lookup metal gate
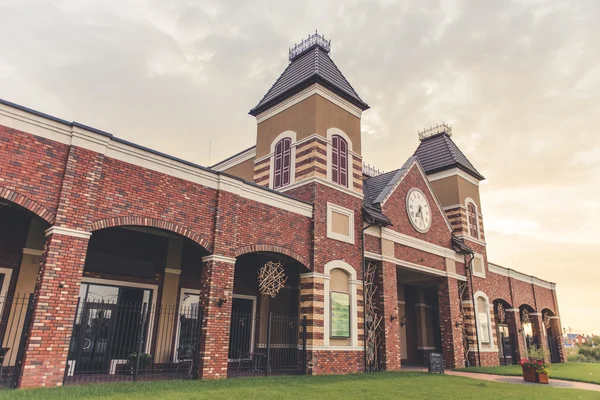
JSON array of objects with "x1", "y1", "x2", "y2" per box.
[
  {"x1": 64, "y1": 299, "x2": 203, "y2": 385},
  {"x1": 0, "y1": 293, "x2": 36, "y2": 389},
  {"x1": 227, "y1": 311, "x2": 307, "y2": 377},
  {"x1": 547, "y1": 332, "x2": 561, "y2": 363}
]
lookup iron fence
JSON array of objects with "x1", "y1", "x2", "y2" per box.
[
  {"x1": 64, "y1": 299, "x2": 202, "y2": 385},
  {"x1": 228, "y1": 311, "x2": 307, "y2": 377},
  {"x1": 0, "y1": 293, "x2": 35, "y2": 389}
]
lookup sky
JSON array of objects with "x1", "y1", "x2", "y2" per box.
[{"x1": 0, "y1": 0, "x2": 598, "y2": 334}]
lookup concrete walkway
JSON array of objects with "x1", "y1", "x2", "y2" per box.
[{"x1": 445, "y1": 370, "x2": 600, "y2": 392}]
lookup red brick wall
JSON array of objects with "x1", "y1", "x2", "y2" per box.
[
  {"x1": 381, "y1": 164, "x2": 454, "y2": 249},
  {"x1": 0, "y1": 125, "x2": 69, "y2": 222},
  {"x1": 308, "y1": 350, "x2": 363, "y2": 375}
]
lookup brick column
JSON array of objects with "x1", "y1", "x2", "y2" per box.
[
  {"x1": 437, "y1": 277, "x2": 465, "y2": 368},
  {"x1": 506, "y1": 309, "x2": 525, "y2": 360},
  {"x1": 18, "y1": 141, "x2": 105, "y2": 387},
  {"x1": 377, "y1": 261, "x2": 400, "y2": 371},
  {"x1": 18, "y1": 228, "x2": 91, "y2": 388},
  {"x1": 549, "y1": 316, "x2": 566, "y2": 362},
  {"x1": 197, "y1": 255, "x2": 235, "y2": 379},
  {"x1": 530, "y1": 313, "x2": 548, "y2": 360},
  {"x1": 461, "y1": 300, "x2": 477, "y2": 366},
  {"x1": 300, "y1": 272, "x2": 324, "y2": 374}
]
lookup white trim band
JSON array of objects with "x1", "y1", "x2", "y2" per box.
[
  {"x1": 22, "y1": 248, "x2": 44, "y2": 256},
  {"x1": 45, "y1": 226, "x2": 92, "y2": 239},
  {"x1": 164, "y1": 268, "x2": 182, "y2": 275},
  {"x1": 202, "y1": 255, "x2": 237, "y2": 264}
]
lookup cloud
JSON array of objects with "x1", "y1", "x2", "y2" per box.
[{"x1": 0, "y1": 0, "x2": 599, "y2": 332}]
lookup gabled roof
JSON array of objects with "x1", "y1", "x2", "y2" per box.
[
  {"x1": 414, "y1": 133, "x2": 484, "y2": 180},
  {"x1": 363, "y1": 157, "x2": 416, "y2": 207},
  {"x1": 362, "y1": 156, "x2": 453, "y2": 233},
  {"x1": 249, "y1": 44, "x2": 369, "y2": 116}
]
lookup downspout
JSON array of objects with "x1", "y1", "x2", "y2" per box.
[
  {"x1": 465, "y1": 252, "x2": 481, "y2": 367},
  {"x1": 361, "y1": 222, "x2": 376, "y2": 372}
]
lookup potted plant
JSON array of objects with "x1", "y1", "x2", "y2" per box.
[
  {"x1": 519, "y1": 345, "x2": 549, "y2": 384},
  {"x1": 128, "y1": 353, "x2": 152, "y2": 374}
]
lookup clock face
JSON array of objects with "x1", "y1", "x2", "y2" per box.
[{"x1": 406, "y1": 188, "x2": 432, "y2": 233}]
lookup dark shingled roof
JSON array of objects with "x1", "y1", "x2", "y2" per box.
[
  {"x1": 361, "y1": 157, "x2": 418, "y2": 226},
  {"x1": 413, "y1": 133, "x2": 484, "y2": 180},
  {"x1": 249, "y1": 44, "x2": 369, "y2": 116},
  {"x1": 451, "y1": 235, "x2": 474, "y2": 254},
  {"x1": 363, "y1": 157, "x2": 416, "y2": 207}
]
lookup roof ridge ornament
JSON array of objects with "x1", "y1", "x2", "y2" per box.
[
  {"x1": 418, "y1": 122, "x2": 452, "y2": 141},
  {"x1": 362, "y1": 162, "x2": 384, "y2": 177},
  {"x1": 289, "y1": 31, "x2": 331, "y2": 61}
]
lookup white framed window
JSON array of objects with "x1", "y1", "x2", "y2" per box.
[
  {"x1": 465, "y1": 198, "x2": 480, "y2": 240},
  {"x1": 323, "y1": 260, "x2": 360, "y2": 348},
  {"x1": 326, "y1": 202, "x2": 355, "y2": 244},
  {"x1": 474, "y1": 291, "x2": 493, "y2": 346},
  {"x1": 472, "y1": 253, "x2": 486, "y2": 279},
  {"x1": 326, "y1": 128, "x2": 354, "y2": 190},
  {"x1": 269, "y1": 131, "x2": 296, "y2": 189}
]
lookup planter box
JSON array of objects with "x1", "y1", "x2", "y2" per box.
[
  {"x1": 537, "y1": 372, "x2": 549, "y2": 384},
  {"x1": 521, "y1": 365, "x2": 537, "y2": 383}
]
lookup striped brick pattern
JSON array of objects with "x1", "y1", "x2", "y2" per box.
[
  {"x1": 300, "y1": 274, "x2": 325, "y2": 346},
  {"x1": 253, "y1": 157, "x2": 270, "y2": 187},
  {"x1": 295, "y1": 138, "x2": 327, "y2": 182},
  {"x1": 352, "y1": 157, "x2": 363, "y2": 193}
]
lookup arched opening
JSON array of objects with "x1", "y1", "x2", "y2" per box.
[
  {"x1": 519, "y1": 304, "x2": 536, "y2": 357},
  {"x1": 493, "y1": 299, "x2": 516, "y2": 365},
  {"x1": 542, "y1": 308, "x2": 561, "y2": 363},
  {"x1": 0, "y1": 199, "x2": 50, "y2": 385},
  {"x1": 65, "y1": 225, "x2": 210, "y2": 383},
  {"x1": 228, "y1": 251, "x2": 309, "y2": 377}
]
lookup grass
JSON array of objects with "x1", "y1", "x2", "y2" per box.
[
  {"x1": 0, "y1": 372, "x2": 597, "y2": 400},
  {"x1": 457, "y1": 363, "x2": 600, "y2": 385}
]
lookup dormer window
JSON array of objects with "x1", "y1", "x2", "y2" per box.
[
  {"x1": 273, "y1": 138, "x2": 291, "y2": 189},
  {"x1": 331, "y1": 135, "x2": 348, "y2": 187},
  {"x1": 467, "y1": 202, "x2": 479, "y2": 238}
]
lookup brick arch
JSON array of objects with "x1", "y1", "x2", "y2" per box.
[
  {"x1": 493, "y1": 297, "x2": 513, "y2": 308},
  {"x1": 90, "y1": 216, "x2": 212, "y2": 253},
  {"x1": 235, "y1": 244, "x2": 309, "y2": 269},
  {"x1": 0, "y1": 186, "x2": 55, "y2": 224},
  {"x1": 541, "y1": 307, "x2": 556, "y2": 317}
]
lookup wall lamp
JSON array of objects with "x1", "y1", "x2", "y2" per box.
[
  {"x1": 399, "y1": 316, "x2": 407, "y2": 327},
  {"x1": 390, "y1": 305, "x2": 399, "y2": 323},
  {"x1": 216, "y1": 289, "x2": 230, "y2": 308}
]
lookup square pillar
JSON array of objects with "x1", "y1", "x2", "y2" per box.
[
  {"x1": 530, "y1": 313, "x2": 549, "y2": 360},
  {"x1": 549, "y1": 316, "x2": 566, "y2": 362},
  {"x1": 377, "y1": 261, "x2": 400, "y2": 371},
  {"x1": 197, "y1": 255, "x2": 235, "y2": 379},
  {"x1": 505, "y1": 309, "x2": 526, "y2": 360},
  {"x1": 299, "y1": 272, "x2": 324, "y2": 374},
  {"x1": 18, "y1": 227, "x2": 91, "y2": 388},
  {"x1": 437, "y1": 277, "x2": 465, "y2": 369}
]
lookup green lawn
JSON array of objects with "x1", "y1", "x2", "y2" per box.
[
  {"x1": 458, "y1": 363, "x2": 600, "y2": 385},
  {"x1": 0, "y1": 372, "x2": 597, "y2": 400}
]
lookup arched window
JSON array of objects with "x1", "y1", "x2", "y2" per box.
[
  {"x1": 273, "y1": 138, "x2": 291, "y2": 189},
  {"x1": 331, "y1": 135, "x2": 348, "y2": 187},
  {"x1": 474, "y1": 291, "x2": 493, "y2": 348},
  {"x1": 467, "y1": 202, "x2": 479, "y2": 238}
]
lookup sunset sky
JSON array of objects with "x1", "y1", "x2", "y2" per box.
[{"x1": 1, "y1": 0, "x2": 598, "y2": 333}]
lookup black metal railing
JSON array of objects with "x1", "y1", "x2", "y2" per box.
[
  {"x1": 0, "y1": 293, "x2": 35, "y2": 389},
  {"x1": 64, "y1": 299, "x2": 203, "y2": 385},
  {"x1": 228, "y1": 311, "x2": 307, "y2": 377}
]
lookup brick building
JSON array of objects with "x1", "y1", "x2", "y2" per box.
[{"x1": 0, "y1": 33, "x2": 564, "y2": 388}]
